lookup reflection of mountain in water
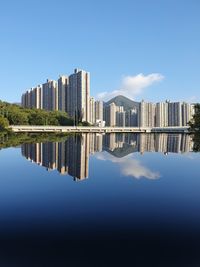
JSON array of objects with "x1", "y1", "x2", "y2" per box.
[
  {"x1": 105, "y1": 143, "x2": 138, "y2": 158},
  {"x1": 21, "y1": 133, "x2": 194, "y2": 181},
  {"x1": 103, "y1": 133, "x2": 138, "y2": 158}
]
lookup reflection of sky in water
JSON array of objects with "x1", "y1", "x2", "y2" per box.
[
  {"x1": 0, "y1": 133, "x2": 200, "y2": 236},
  {"x1": 95, "y1": 152, "x2": 160, "y2": 180},
  {"x1": 0, "y1": 134, "x2": 200, "y2": 265}
]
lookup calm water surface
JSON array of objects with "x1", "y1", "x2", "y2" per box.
[{"x1": 0, "y1": 133, "x2": 200, "y2": 266}]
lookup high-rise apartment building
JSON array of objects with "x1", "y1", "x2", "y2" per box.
[
  {"x1": 31, "y1": 86, "x2": 43, "y2": 109},
  {"x1": 67, "y1": 69, "x2": 90, "y2": 122},
  {"x1": 139, "y1": 100, "x2": 156, "y2": 127},
  {"x1": 21, "y1": 70, "x2": 195, "y2": 127},
  {"x1": 21, "y1": 85, "x2": 43, "y2": 109},
  {"x1": 104, "y1": 103, "x2": 127, "y2": 127},
  {"x1": 95, "y1": 101, "x2": 103, "y2": 121},
  {"x1": 181, "y1": 102, "x2": 194, "y2": 126},
  {"x1": 125, "y1": 108, "x2": 138, "y2": 127},
  {"x1": 58, "y1": 75, "x2": 68, "y2": 112},
  {"x1": 104, "y1": 102, "x2": 117, "y2": 127},
  {"x1": 21, "y1": 90, "x2": 30, "y2": 108},
  {"x1": 116, "y1": 106, "x2": 126, "y2": 127},
  {"x1": 21, "y1": 68, "x2": 91, "y2": 122},
  {"x1": 42, "y1": 79, "x2": 58, "y2": 111},
  {"x1": 89, "y1": 97, "x2": 95, "y2": 124},
  {"x1": 156, "y1": 102, "x2": 168, "y2": 127},
  {"x1": 168, "y1": 102, "x2": 182, "y2": 126}
]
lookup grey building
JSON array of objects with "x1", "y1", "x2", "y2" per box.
[
  {"x1": 58, "y1": 75, "x2": 68, "y2": 112},
  {"x1": 95, "y1": 100, "x2": 103, "y2": 121},
  {"x1": 116, "y1": 106, "x2": 126, "y2": 127},
  {"x1": 168, "y1": 102, "x2": 182, "y2": 126},
  {"x1": 125, "y1": 108, "x2": 138, "y2": 127}
]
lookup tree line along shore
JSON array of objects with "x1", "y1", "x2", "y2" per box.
[{"x1": 0, "y1": 100, "x2": 91, "y2": 132}]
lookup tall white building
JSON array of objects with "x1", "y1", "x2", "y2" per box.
[
  {"x1": 156, "y1": 102, "x2": 168, "y2": 127},
  {"x1": 104, "y1": 102, "x2": 117, "y2": 127},
  {"x1": 139, "y1": 100, "x2": 156, "y2": 127},
  {"x1": 182, "y1": 102, "x2": 194, "y2": 126},
  {"x1": 67, "y1": 69, "x2": 90, "y2": 122},
  {"x1": 21, "y1": 85, "x2": 42, "y2": 109},
  {"x1": 42, "y1": 79, "x2": 58, "y2": 111},
  {"x1": 31, "y1": 86, "x2": 43, "y2": 109},
  {"x1": 89, "y1": 97, "x2": 95, "y2": 124},
  {"x1": 21, "y1": 68, "x2": 91, "y2": 122}
]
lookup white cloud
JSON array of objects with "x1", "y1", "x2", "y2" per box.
[
  {"x1": 96, "y1": 73, "x2": 164, "y2": 101},
  {"x1": 95, "y1": 152, "x2": 160, "y2": 180},
  {"x1": 187, "y1": 96, "x2": 198, "y2": 103},
  {"x1": 120, "y1": 159, "x2": 160, "y2": 180}
]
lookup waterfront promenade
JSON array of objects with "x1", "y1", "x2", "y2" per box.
[{"x1": 10, "y1": 126, "x2": 190, "y2": 133}]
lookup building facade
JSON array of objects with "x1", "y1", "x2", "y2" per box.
[
  {"x1": 95, "y1": 101, "x2": 103, "y2": 121},
  {"x1": 138, "y1": 100, "x2": 156, "y2": 127},
  {"x1": 168, "y1": 102, "x2": 182, "y2": 126},
  {"x1": 42, "y1": 79, "x2": 58, "y2": 111},
  {"x1": 104, "y1": 102, "x2": 117, "y2": 127},
  {"x1": 67, "y1": 69, "x2": 90, "y2": 122},
  {"x1": 125, "y1": 108, "x2": 138, "y2": 127},
  {"x1": 89, "y1": 97, "x2": 95, "y2": 124},
  {"x1": 21, "y1": 68, "x2": 91, "y2": 123},
  {"x1": 156, "y1": 102, "x2": 168, "y2": 127},
  {"x1": 58, "y1": 75, "x2": 68, "y2": 112}
]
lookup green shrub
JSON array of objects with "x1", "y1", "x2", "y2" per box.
[{"x1": 0, "y1": 115, "x2": 9, "y2": 131}]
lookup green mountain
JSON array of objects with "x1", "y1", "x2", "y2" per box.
[{"x1": 105, "y1": 95, "x2": 139, "y2": 111}]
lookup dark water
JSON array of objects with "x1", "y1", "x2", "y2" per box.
[{"x1": 0, "y1": 133, "x2": 200, "y2": 266}]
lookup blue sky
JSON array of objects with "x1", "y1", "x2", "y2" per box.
[{"x1": 0, "y1": 0, "x2": 200, "y2": 103}]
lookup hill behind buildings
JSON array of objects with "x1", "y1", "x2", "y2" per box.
[{"x1": 105, "y1": 95, "x2": 139, "y2": 111}]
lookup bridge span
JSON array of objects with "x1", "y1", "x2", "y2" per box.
[{"x1": 10, "y1": 126, "x2": 190, "y2": 133}]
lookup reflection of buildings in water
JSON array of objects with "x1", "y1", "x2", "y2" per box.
[
  {"x1": 89, "y1": 133, "x2": 103, "y2": 154},
  {"x1": 139, "y1": 134, "x2": 155, "y2": 154},
  {"x1": 103, "y1": 133, "x2": 138, "y2": 152},
  {"x1": 103, "y1": 133, "x2": 116, "y2": 151},
  {"x1": 181, "y1": 134, "x2": 193, "y2": 153},
  {"x1": 67, "y1": 134, "x2": 89, "y2": 180},
  {"x1": 138, "y1": 133, "x2": 193, "y2": 154},
  {"x1": 58, "y1": 141, "x2": 67, "y2": 174},
  {"x1": 22, "y1": 134, "x2": 90, "y2": 181},
  {"x1": 155, "y1": 134, "x2": 168, "y2": 153},
  {"x1": 167, "y1": 134, "x2": 182, "y2": 153},
  {"x1": 21, "y1": 133, "x2": 194, "y2": 181},
  {"x1": 42, "y1": 142, "x2": 58, "y2": 170}
]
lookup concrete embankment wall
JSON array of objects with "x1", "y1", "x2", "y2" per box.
[{"x1": 10, "y1": 126, "x2": 190, "y2": 133}]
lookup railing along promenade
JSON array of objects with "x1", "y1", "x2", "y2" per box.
[{"x1": 10, "y1": 125, "x2": 190, "y2": 133}]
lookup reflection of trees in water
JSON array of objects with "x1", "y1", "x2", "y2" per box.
[
  {"x1": 0, "y1": 133, "x2": 68, "y2": 149},
  {"x1": 189, "y1": 104, "x2": 200, "y2": 152},
  {"x1": 192, "y1": 134, "x2": 200, "y2": 152}
]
